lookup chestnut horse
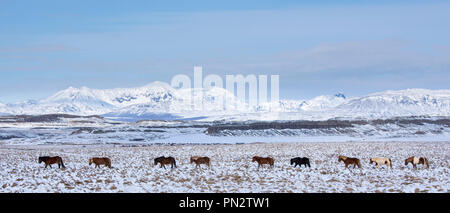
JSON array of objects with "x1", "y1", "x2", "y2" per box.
[
  {"x1": 89, "y1": 157, "x2": 111, "y2": 168},
  {"x1": 252, "y1": 156, "x2": 274, "y2": 169},
  {"x1": 405, "y1": 156, "x2": 429, "y2": 169},
  {"x1": 369, "y1": 157, "x2": 392, "y2": 169},
  {"x1": 190, "y1": 156, "x2": 211, "y2": 168},
  {"x1": 38, "y1": 156, "x2": 65, "y2": 169},
  {"x1": 338, "y1": 155, "x2": 361, "y2": 169},
  {"x1": 154, "y1": 156, "x2": 177, "y2": 169}
]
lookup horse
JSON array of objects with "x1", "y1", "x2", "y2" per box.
[
  {"x1": 190, "y1": 156, "x2": 201, "y2": 161},
  {"x1": 190, "y1": 156, "x2": 211, "y2": 168},
  {"x1": 38, "y1": 156, "x2": 65, "y2": 169},
  {"x1": 405, "y1": 156, "x2": 429, "y2": 169},
  {"x1": 252, "y1": 156, "x2": 274, "y2": 169},
  {"x1": 369, "y1": 157, "x2": 392, "y2": 169},
  {"x1": 154, "y1": 156, "x2": 177, "y2": 169},
  {"x1": 89, "y1": 157, "x2": 112, "y2": 168},
  {"x1": 290, "y1": 157, "x2": 311, "y2": 168},
  {"x1": 338, "y1": 155, "x2": 361, "y2": 169}
]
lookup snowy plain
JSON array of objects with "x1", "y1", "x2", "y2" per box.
[{"x1": 0, "y1": 142, "x2": 448, "y2": 193}]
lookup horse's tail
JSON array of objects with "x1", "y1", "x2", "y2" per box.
[
  {"x1": 60, "y1": 157, "x2": 66, "y2": 168},
  {"x1": 389, "y1": 158, "x2": 393, "y2": 168},
  {"x1": 173, "y1": 159, "x2": 177, "y2": 168}
]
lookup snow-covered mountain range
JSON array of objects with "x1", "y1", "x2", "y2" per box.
[{"x1": 0, "y1": 82, "x2": 449, "y2": 121}]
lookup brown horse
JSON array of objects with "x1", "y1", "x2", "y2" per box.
[
  {"x1": 89, "y1": 157, "x2": 111, "y2": 168},
  {"x1": 38, "y1": 156, "x2": 65, "y2": 169},
  {"x1": 190, "y1": 156, "x2": 211, "y2": 168},
  {"x1": 338, "y1": 155, "x2": 361, "y2": 169},
  {"x1": 405, "y1": 156, "x2": 429, "y2": 169},
  {"x1": 252, "y1": 156, "x2": 274, "y2": 169},
  {"x1": 154, "y1": 156, "x2": 176, "y2": 169}
]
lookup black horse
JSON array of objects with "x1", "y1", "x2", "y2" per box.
[
  {"x1": 290, "y1": 157, "x2": 311, "y2": 168},
  {"x1": 38, "y1": 156, "x2": 50, "y2": 163}
]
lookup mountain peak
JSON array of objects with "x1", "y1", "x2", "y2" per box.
[
  {"x1": 334, "y1": 93, "x2": 346, "y2": 99},
  {"x1": 141, "y1": 81, "x2": 174, "y2": 90},
  {"x1": 1, "y1": 84, "x2": 449, "y2": 119}
]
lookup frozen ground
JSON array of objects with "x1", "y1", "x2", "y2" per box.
[
  {"x1": 0, "y1": 141, "x2": 448, "y2": 193},
  {"x1": 1, "y1": 119, "x2": 450, "y2": 145}
]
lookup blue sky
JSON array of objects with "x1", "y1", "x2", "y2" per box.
[{"x1": 1, "y1": 0, "x2": 450, "y2": 102}]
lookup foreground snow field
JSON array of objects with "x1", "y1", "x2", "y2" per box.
[{"x1": 0, "y1": 142, "x2": 448, "y2": 193}]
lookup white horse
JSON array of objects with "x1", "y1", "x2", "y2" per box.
[{"x1": 369, "y1": 157, "x2": 393, "y2": 169}]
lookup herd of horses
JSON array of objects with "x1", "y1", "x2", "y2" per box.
[{"x1": 38, "y1": 155, "x2": 430, "y2": 170}]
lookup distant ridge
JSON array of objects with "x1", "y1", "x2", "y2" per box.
[{"x1": 0, "y1": 83, "x2": 449, "y2": 121}]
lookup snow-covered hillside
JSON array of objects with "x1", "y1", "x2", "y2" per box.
[
  {"x1": 0, "y1": 82, "x2": 449, "y2": 121},
  {"x1": 0, "y1": 102, "x2": 9, "y2": 116},
  {"x1": 334, "y1": 89, "x2": 450, "y2": 118}
]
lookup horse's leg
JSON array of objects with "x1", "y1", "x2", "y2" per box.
[{"x1": 45, "y1": 164, "x2": 48, "y2": 169}]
